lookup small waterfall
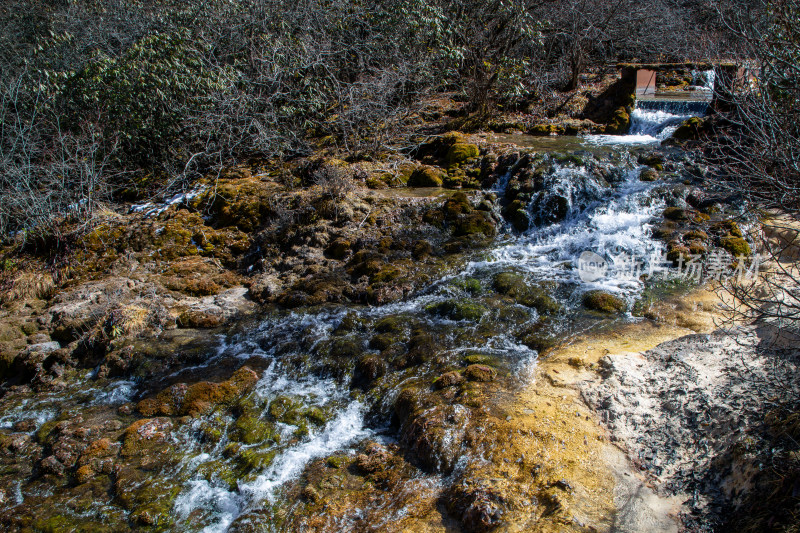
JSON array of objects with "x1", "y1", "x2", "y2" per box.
[
  {"x1": 627, "y1": 106, "x2": 697, "y2": 140},
  {"x1": 586, "y1": 98, "x2": 708, "y2": 144}
]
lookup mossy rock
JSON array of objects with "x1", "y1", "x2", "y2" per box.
[
  {"x1": 353, "y1": 354, "x2": 387, "y2": 386},
  {"x1": 533, "y1": 194, "x2": 570, "y2": 225},
  {"x1": 712, "y1": 220, "x2": 744, "y2": 238},
  {"x1": 236, "y1": 447, "x2": 278, "y2": 472},
  {"x1": 453, "y1": 212, "x2": 495, "y2": 237},
  {"x1": 267, "y1": 395, "x2": 328, "y2": 431},
  {"x1": 369, "y1": 332, "x2": 403, "y2": 351},
  {"x1": 443, "y1": 192, "x2": 472, "y2": 218},
  {"x1": 408, "y1": 166, "x2": 445, "y2": 187},
  {"x1": 606, "y1": 106, "x2": 631, "y2": 134},
  {"x1": 672, "y1": 117, "x2": 707, "y2": 141},
  {"x1": 326, "y1": 455, "x2": 348, "y2": 469},
  {"x1": 120, "y1": 418, "x2": 175, "y2": 457},
  {"x1": 451, "y1": 277, "x2": 482, "y2": 295},
  {"x1": 328, "y1": 337, "x2": 363, "y2": 359},
  {"x1": 492, "y1": 272, "x2": 560, "y2": 315},
  {"x1": 720, "y1": 236, "x2": 751, "y2": 256},
  {"x1": 446, "y1": 143, "x2": 479, "y2": 168},
  {"x1": 412, "y1": 240, "x2": 433, "y2": 259},
  {"x1": 374, "y1": 315, "x2": 405, "y2": 334},
  {"x1": 667, "y1": 244, "x2": 690, "y2": 263},
  {"x1": 684, "y1": 230, "x2": 709, "y2": 241},
  {"x1": 229, "y1": 412, "x2": 279, "y2": 445},
  {"x1": 463, "y1": 354, "x2": 498, "y2": 366},
  {"x1": 552, "y1": 153, "x2": 584, "y2": 167},
  {"x1": 639, "y1": 168, "x2": 659, "y2": 182},
  {"x1": 519, "y1": 329, "x2": 557, "y2": 353},
  {"x1": 688, "y1": 241, "x2": 708, "y2": 255},
  {"x1": 529, "y1": 124, "x2": 563, "y2": 136},
  {"x1": 465, "y1": 364, "x2": 497, "y2": 382},
  {"x1": 394, "y1": 387, "x2": 423, "y2": 422},
  {"x1": 425, "y1": 299, "x2": 487, "y2": 321},
  {"x1": 433, "y1": 371, "x2": 465, "y2": 389},
  {"x1": 137, "y1": 366, "x2": 260, "y2": 417},
  {"x1": 398, "y1": 329, "x2": 438, "y2": 367},
  {"x1": 637, "y1": 154, "x2": 665, "y2": 169},
  {"x1": 503, "y1": 199, "x2": 530, "y2": 232},
  {"x1": 196, "y1": 460, "x2": 239, "y2": 491},
  {"x1": 663, "y1": 207, "x2": 688, "y2": 221},
  {"x1": 582, "y1": 290, "x2": 626, "y2": 313}
]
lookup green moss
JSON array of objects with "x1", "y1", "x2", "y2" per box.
[
  {"x1": 552, "y1": 153, "x2": 585, "y2": 167},
  {"x1": 720, "y1": 236, "x2": 751, "y2": 256},
  {"x1": 326, "y1": 455, "x2": 348, "y2": 468},
  {"x1": 666, "y1": 243, "x2": 690, "y2": 263},
  {"x1": 374, "y1": 316, "x2": 405, "y2": 333},
  {"x1": 502, "y1": 200, "x2": 530, "y2": 232},
  {"x1": 328, "y1": 337, "x2": 362, "y2": 359},
  {"x1": 425, "y1": 299, "x2": 487, "y2": 321},
  {"x1": 463, "y1": 353, "x2": 497, "y2": 366},
  {"x1": 684, "y1": 230, "x2": 709, "y2": 241},
  {"x1": 268, "y1": 396, "x2": 303, "y2": 425},
  {"x1": 408, "y1": 166, "x2": 445, "y2": 187},
  {"x1": 446, "y1": 143, "x2": 479, "y2": 168},
  {"x1": 672, "y1": 116, "x2": 707, "y2": 140},
  {"x1": 230, "y1": 412, "x2": 279, "y2": 445},
  {"x1": 606, "y1": 107, "x2": 631, "y2": 134},
  {"x1": 637, "y1": 154, "x2": 665, "y2": 168},
  {"x1": 492, "y1": 272, "x2": 560, "y2": 315},
  {"x1": 433, "y1": 370, "x2": 464, "y2": 388},
  {"x1": 529, "y1": 124, "x2": 565, "y2": 136},
  {"x1": 196, "y1": 460, "x2": 239, "y2": 491},
  {"x1": 326, "y1": 238, "x2": 351, "y2": 260},
  {"x1": 443, "y1": 192, "x2": 472, "y2": 218},
  {"x1": 236, "y1": 447, "x2": 277, "y2": 471},
  {"x1": 582, "y1": 290, "x2": 626, "y2": 313},
  {"x1": 369, "y1": 332, "x2": 402, "y2": 351},
  {"x1": 453, "y1": 212, "x2": 495, "y2": 237},
  {"x1": 304, "y1": 406, "x2": 329, "y2": 425},
  {"x1": 713, "y1": 220, "x2": 744, "y2": 238},
  {"x1": 451, "y1": 277, "x2": 482, "y2": 295}
]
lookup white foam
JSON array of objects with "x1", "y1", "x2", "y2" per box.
[
  {"x1": 91, "y1": 380, "x2": 137, "y2": 405},
  {"x1": 174, "y1": 400, "x2": 370, "y2": 532},
  {"x1": 240, "y1": 401, "x2": 370, "y2": 502},
  {"x1": 174, "y1": 479, "x2": 241, "y2": 532}
]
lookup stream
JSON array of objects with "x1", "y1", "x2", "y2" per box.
[
  {"x1": 0, "y1": 98, "x2": 711, "y2": 531},
  {"x1": 167, "y1": 102, "x2": 706, "y2": 530}
]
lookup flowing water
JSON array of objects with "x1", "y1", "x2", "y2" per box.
[
  {"x1": 162, "y1": 101, "x2": 708, "y2": 530},
  {"x1": 0, "y1": 99, "x2": 710, "y2": 531}
]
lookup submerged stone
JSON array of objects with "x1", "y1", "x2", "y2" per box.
[
  {"x1": 426, "y1": 299, "x2": 487, "y2": 321},
  {"x1": 582, "y1": 290, "x2": 626, "y2": 314},
  {"x1": 465, "y1": 364, "x2": 497, "y2": 382}
]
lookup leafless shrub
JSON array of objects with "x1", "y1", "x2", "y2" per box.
[{"x1": 313, "y1": 163, "x2": 356, "y2": 221}]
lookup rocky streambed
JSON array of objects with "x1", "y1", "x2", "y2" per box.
[{"x1": 0, "y1": 103, "x2": 776, "y2": 532}]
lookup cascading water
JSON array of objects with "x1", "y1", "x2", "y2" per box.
[
  {"x1": 0, "y1": 91, "x2": 712, "y2": 531},
  {"x1": 166, "y1": 142, "x2": 687, "y2": 530}
]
